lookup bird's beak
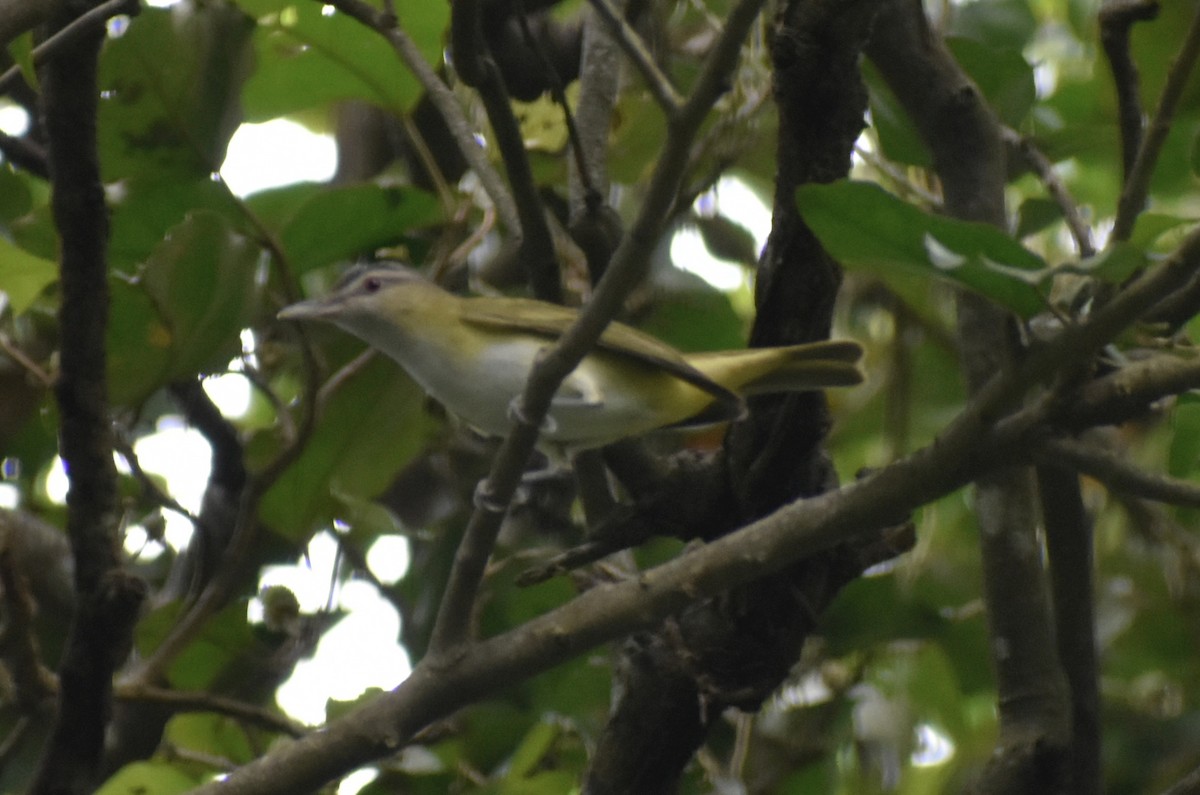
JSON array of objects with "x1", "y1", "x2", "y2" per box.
[{"x1": 277, "y1": 297, "x2": 337, "y2": 322}]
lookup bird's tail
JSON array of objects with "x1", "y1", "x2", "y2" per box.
[{"x1": 686, "y1": 340, "x2": 864, "y2": 396}]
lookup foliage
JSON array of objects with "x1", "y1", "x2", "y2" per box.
[{"x1": 0, "y1": 0, "x2": 1199, "y2": 792}]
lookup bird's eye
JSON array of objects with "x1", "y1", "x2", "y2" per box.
[{"x1": 362, "y1": 277, "x2": 382, "y2": 294}]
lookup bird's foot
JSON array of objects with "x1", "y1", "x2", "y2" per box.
[
  {"x1": 472, "y1": 480, "x2": 508, "y2": 515},
  {"x1": 507, "y1": 397, "x2": 557, "y2": 435}
]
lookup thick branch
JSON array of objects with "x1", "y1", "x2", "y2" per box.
[
  {"x1": 867, "y1": 1, "x2": 1072, "y2": 787},
  {"x1": 31, "y1": 3, "x2": 146, "y2": 791}
]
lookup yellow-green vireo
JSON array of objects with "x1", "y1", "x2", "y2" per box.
[{"x1": 278, "y1": 264, "x2": 864, "y2": 453}]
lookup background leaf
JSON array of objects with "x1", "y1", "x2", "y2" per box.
[{"x1": 796, "y1": 180, "x2": 1048, "y2": 317}]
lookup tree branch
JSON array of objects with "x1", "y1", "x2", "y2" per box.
[
  {"x1": 451, "y1": 0, "x2": 562, "y2": 302},
  {"x1": 1039, "y1": 435, "x2": 1200, "y2": 507},
  {"x1": 586, "y1": 0, "x2": 682, "y2": 115},
  {"x1": 30, "y1": 2, "x2": 147, "y2": 790},
  {"x1": 1036, "y1": 462, "x2": 1101, "y2": 793},
  {"x1": 1099, "y1": 0, "x2": 1160, "y2": 180},
  {"x1": 113, "y1": 685, "x2": 306, "y2": 738},
  {"x1": 867, "y1": 2, "x2": 1073, "y2": 788},
  {"x1": 1001, "y1": 125, "x2": 1095, "y2": 258},
  {"x1": 1111, "y1": 1, "x2": 1200, "y2": 242},
  {"x1": 319, "y1": 0, "x2": 521, "y2": 237},
  {"x1": 0, "y1": 0, "x2": 139, "y2": 97}
]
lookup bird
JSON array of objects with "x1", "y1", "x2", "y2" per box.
[{"x1": 278, "y1": 263, "x2": 864, "y2": 455}]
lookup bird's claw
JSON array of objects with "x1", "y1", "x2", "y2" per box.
[
  {"x1": 473, "y1": 481, "x2": 507, "y2": 515},
  {"x1": 508, "y1": 398, "x2": 557, "y2": 434}
]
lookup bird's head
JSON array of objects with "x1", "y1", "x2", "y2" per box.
[{"x1": 278, "y1": 262, "x2": 457, "y2": 348}]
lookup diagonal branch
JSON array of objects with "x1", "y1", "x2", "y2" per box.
[
  {"x1": 427, "y1": 0, "x2": 771, "y2": 654},
  {"x1": 0, "y1": 0, "x2": 139, "y2": 96},
  {"x1": 319, "y1": 0, "x2": 521, "y2": 237},
  {"x1": 1001, "y1": 125, "x2": 1095, "y2": 257},
  {"x1": 586, "y1": 0, "x2": 682, "y2": 115},
  {"x1": 1038, "y1": 435, "x2": 1200, "y2": 507}
]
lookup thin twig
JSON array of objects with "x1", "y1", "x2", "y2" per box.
[
  {"x1": 0, "y1": 334, "x2": 54, "y2": 387},
  {"x1": 0, "y1": 546, "x2": 57, "y2": 708},
  {"x1": 315, "y1": 348, "x2": 377, "y2": 410},
  {"x1": 0, "y1": 129, "x2": 48, "y2": 178},
  {"x1": 1001, "y1": 126, "x2": 1095, "y2": 257},
  {"x1": 112, "y1": 434, "x2": 200, "y2": 526},
  {"x1": 1038, "y1": 436, "x2": 1200, "y2": 507},
  {"x1": 587, "y1": 0, "x2": 683, "y2": 115},
  {"x1": 114, "y1": 684, "x2": 307, "y2": 737},
  {"x1": 1112, "y1": 1, "x2": 1200, "y2": 242},
  {"x1": 0, "y1": 0, "x2": 140, "y2": 96}
]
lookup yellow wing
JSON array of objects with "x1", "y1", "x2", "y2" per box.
[{"x1": 459, "y1": 296, "x2": 745, "y2": 422}]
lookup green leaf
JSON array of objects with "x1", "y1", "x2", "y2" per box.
[
  {"x1": 107, "y1": 277, "x2": 174, "y2": 405},
  {"x1": 6, "y1": 32, "x2": 37, "y2": 92},
  {"x1": 638, "y1": 268, "x2": 746, "y2": 353},
  {"x1": 0, "y1": 241, "x2": 57, "y2": 315},
  {"x1": 242, "y1": 2, "x2": 448, "y2": 121},
  {"x1": 946, "y1": 37, "x2": 1035, "y2": 128},
  {"x1": 107, "y1": 212, "x2": 261, "y2": 405},
  {"x1": 0, "y1": 164, "x2": 33, "y2": 224},
  {"x1": 279, "y1": 183, "x2": 440, "y2": 273},
  {"x1": 242, "y1": 181, "x2": 326, "y2": 229},
  {"x1": 948, "y1": 0, "x2": 1037, "y2": 51},
  {"x1": 505, "y1": 721, "x2": 558, "y2": 780},
  {"x1": 796, "y1": 180, "x2": 1048, "y2": 317},
  {"x1": 96, "y1": 761, "x2": 199, "y2": 794},
  {"x1": 259, "y1": 355, "x2": 438, "y2": 539},
  {"x1": 141, "y1": 211, "x2": 263, "y2": 377},
  {"x1": 138, "y1": 600, "x2": 256, "y2": 690},
  {"x1": 108, "y1": 178, "x2": 237, "y2": 272},
  {"x1": 1129, "y1": 212, "x2": 1196, "y2": 251},
  {"x1": 1070, "y1": 243, "x2": 1146, "y2": 284},
  {"x1": 609, "y1": 91, "x2": 670, "y2": 182},
  {"x1": 1014, "y1": 197, "x2": 1063, "y2": 240},
  {"x1": 330, "y1": 490, "x2": 405, "y2": 548},
  {"x1": 692, "y1": 214, "x2": 759, "y2": 264},
  {"x1": 98, "y1": 5, "x2": 255, "y2": 180},
  {"x1": 165, "y1": 712, "x2": 258, "y2": 764},
  {"x1": 864, "y1": 60, "x2": 931, "y2": 168},
  {"x1": 1169, "y1": 403, "x2": 1200, "y2": 479}
]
